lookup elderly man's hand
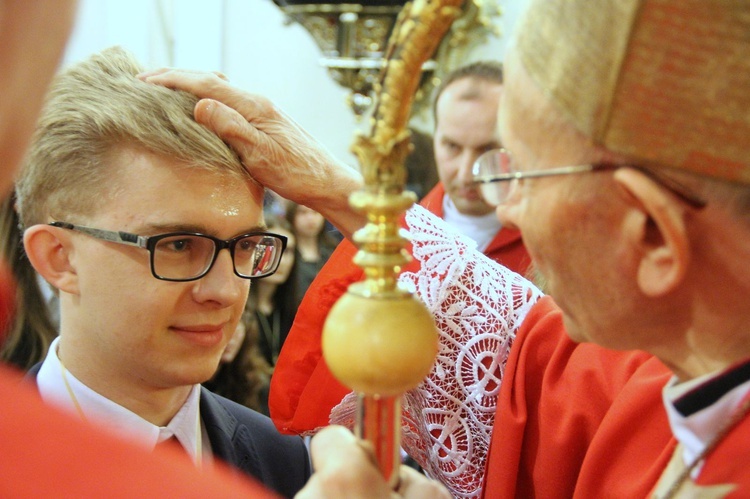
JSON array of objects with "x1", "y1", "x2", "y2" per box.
[
  {"x1": 139, "y1": 69, "x2": 365, "y2": 239},
  {"x1": 295, "y1": 426, "x2": 451, "y2": 499}
]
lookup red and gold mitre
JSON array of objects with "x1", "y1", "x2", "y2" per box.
[{"x1": 515, "y1": 0, "x2": 750, "y2": 184}]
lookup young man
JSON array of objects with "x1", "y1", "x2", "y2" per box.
[
  {"x1": 16, "y1": 47, "x2": 309, "y2": 498},
  {"x1": 141, "y1": 0, "x2": 750, "y2": 496},
  {"x1": 0, "y1": 2, "x2": 302, "y2": 497},
  {"x1": 0, "y1": 5, "x2": 414, "y2": 495}
]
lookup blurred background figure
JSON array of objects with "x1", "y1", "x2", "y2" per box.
[
  {"x1": 286, "y1": 203, "x2": 337, "y2": 311},
  {"x1": 405, "y1": 127, "x2": 438, "y2": 200},
  {"x1": 0, "y1": 192, "x2": 58, "y2": 370}
]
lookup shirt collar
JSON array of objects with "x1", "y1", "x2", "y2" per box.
[
  {"x1": 37, "y1": 337, "x2": 206, "y2": 464},
  {"x1": 442, "y1": 195, "x2": 501, "y2": 252},
  {"x1": 662, "y1": 358, "x2": 750, "y2": 474}
]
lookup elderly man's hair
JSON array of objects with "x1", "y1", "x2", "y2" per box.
[{"x1": 432, "y1": 61, "x2": 503, "y2": 124}]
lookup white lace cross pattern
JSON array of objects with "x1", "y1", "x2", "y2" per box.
[{"x1": 329, "y1": 205, "x2": 543, "y2": 498}]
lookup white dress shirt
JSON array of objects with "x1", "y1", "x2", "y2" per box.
[
  {"x1": 37, "y1": 337, "x2": 210, "y2": 465},
  {"x1": 442, "y1": 196, "x2": 502, "y2": 252}
]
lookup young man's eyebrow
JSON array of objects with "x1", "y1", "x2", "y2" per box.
[{"x1": 137, "y1": 222, "x2": 268, "y2": 237}]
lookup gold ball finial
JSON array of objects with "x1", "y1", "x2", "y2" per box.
[{"x1": 323, "y1": 289, "x2": 438, "y2": 397}]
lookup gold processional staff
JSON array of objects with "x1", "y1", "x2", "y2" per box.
[{"x1": 322, "y1": 0, "x2": 464, "y2": 487}]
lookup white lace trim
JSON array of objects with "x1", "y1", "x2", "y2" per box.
[{"x1": 329, "y1": 205, "x2": 543, "y2": 498}]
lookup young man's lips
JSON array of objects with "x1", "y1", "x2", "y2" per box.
[
  {"x1": 173, "y1": 324, "x2": 225, "y2": 333},
  {"x1": 171, "y1": 324, "x2": 227, "y2": 346}
]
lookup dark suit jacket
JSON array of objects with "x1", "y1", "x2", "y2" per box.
[{"x1": 27, "y1": 364, "x2": 310, "y2": 498}]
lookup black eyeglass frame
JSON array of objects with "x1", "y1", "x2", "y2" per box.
[
  {"x1": 49, "y1": 221, "x2": 288, "y2": 282},
  {"x1": 472, "y1": 148, "x2": 707, "y2": 209}
]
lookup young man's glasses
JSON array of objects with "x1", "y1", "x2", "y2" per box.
[
  {"x1": 49, "y1": 222, "x2": 288, "y2": 282},
  {"x1": 472, "y1": 148, "x2": 706, "y2": 209}
]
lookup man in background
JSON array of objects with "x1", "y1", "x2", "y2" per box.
[{"x1": 426, "y1": 61, "x2": 529, "y2": 271}]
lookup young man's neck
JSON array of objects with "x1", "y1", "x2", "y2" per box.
[{"x1": 56, "y1": 337, "x2": 193, "y2": 426}]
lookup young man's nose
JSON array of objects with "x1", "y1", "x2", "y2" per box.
[{"x1": 192, "y1": 249, "x2": 243, "y2": 304}]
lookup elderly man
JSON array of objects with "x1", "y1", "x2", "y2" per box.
[{"x1": 142, "y1": 0, "x2": 750, "y2": 496}]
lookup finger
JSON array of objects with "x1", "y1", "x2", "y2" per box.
[
  {"x1": 139, "y1": 68, "x2": 224, "y2": 92},
  {"x1": 309, "y1": 425, "x2": 364, "y2": 469},
  {"x1": 193, "y1": 98, "x2": 258, "y2": 144},
  {"x1": 212, "y1": 70, "x2": 229, "y2": 81},
  {"x1": 303, "y1": 426, "x2": 393, "y2": 499},
  {"x1": 192, "y1": 98, "x2": 285, "y2": 186},
  {"x1": 193, "y1": 99, "x2": 272, "y2": 162},
  {"x1": 396, "y1": 466, "x2": 452, "y2": 499},
  {"x1": 136, "y1": 67, "x2": 173, "y2": 79},
  {"x1": 194, "y1": 95, "x2": 275, "y2": 135},
  {"x1": 139, "y1": 69, "x2": 256, "y2": 116}
]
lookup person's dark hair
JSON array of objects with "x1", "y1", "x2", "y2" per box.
[
  {"x1": 285, "y1": 202, "x2": 338, "y2": 251},
  {"x1": 0, "y1": 192, "x2": 58, "y2": 370},
  {"x1": 432, "y1": 61, "x2": 504, "y2": 125}
]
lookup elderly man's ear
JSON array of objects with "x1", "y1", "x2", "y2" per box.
[
  {"x1": 23, "y1": 225, "x2": 79, "y2": 295},
  {"x1": 613, "y1": 168, "x2": 691, "y2": 298}
]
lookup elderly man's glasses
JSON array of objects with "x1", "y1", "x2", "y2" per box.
[
  {"x1": 50, "y1": 222, "x2": 287, "y2": 282},
  {"x1": 472, "y1": 148, "x2": 706, "y2": 208}
]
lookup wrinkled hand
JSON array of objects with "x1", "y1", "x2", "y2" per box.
[
  {"x1": 295, "y1": 426, "x2": 451, "y2": 499},
  {"x1": 138, "y1": 69, "x2": 364, "y2": 238}
]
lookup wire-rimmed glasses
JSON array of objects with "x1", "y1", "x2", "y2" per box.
[
  {"x1": 471, "y1": 148, "x2": 706, "y2": 209},
  {"x1": 49, "y1": 221, "x2": 288, "y2": 282}
]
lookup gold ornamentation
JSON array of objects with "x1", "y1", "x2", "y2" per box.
[
  {"x1": 275, "y1": 1, "x2": 501, "y2": 117},
  {"x1": 321, "y1": 0, "x2": 463, "y2": 487}
]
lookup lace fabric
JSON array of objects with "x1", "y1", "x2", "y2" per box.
[{"x1": 329, "y1": 205, "x2": 543, "y2": 498}]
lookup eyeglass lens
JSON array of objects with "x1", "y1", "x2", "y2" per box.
[
  {"x1": 152, "y1": 234, "x2": 282, "y2": 280},
  {"x1": 474, "y1": 148, "x2": 515, "y2": 206}
]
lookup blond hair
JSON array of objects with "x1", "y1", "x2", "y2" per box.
[{"x1": 16, "y1": 46, "x2": 250, "y2": 228}]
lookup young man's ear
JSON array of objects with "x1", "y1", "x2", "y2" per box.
[
  {"x1": 613, "y1": 168, "x2": 691, "y2": 297},
  {"x1": 23, "y1": 224, "x2": 79, "y2": 295}
]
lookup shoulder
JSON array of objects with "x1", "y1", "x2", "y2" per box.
[
  {"x1": 202, "y1": 389, "x2": 293, "y2": 442},
  {"x1": 201, "y1": 388, "x2": 311, "y2": 497},
  {"x1": 201, "y1": 389, "x2": 308, "y2": 459},
  {"x1": 419, "y1": 182, "x2": 446, "y2": 216}
]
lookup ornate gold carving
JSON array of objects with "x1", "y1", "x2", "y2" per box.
[
  {"x1": 276, "y1": 1, "x2": 501, "y2": 116},
  {"x1": 321, "y1": 0, "x2": 462, "y2": 487}
]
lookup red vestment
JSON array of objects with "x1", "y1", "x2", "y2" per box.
[
  {"x1": 269, "y1": 198, "x2": 750, "y2": 496},
  {"x1": 488, "y1": 296, "x2": 750, "y2": 498},
  {"x1": 269, "y1": 183, "x2": 530, "y2": 434}
]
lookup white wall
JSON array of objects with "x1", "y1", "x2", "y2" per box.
[{"x1": 63, "y1": 0, "x2": 529, "y2": 167}]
